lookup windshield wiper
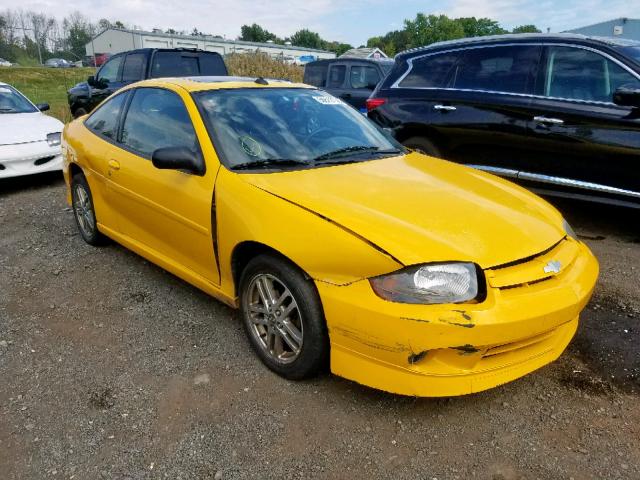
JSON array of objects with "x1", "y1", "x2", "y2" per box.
[
  {"x1": 314, "y1": 146, "x2": 402, "y2": 163},
  {"x1": 0, "y1": 108, "x2": 16, "y2": 113},
  {"x1": 231, "y1": 158, "x2": 311, "y2": 171}
]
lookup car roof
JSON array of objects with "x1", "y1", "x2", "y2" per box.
[
  {"x1": 128, "y1": 76, "x2": 314, "y2": 92},
  {"x1": 397, "y1": 33, "x2": 640, "y2": 59},
  {"x1": 306, "y1": 58, "x2": 394, "y2": 66}
]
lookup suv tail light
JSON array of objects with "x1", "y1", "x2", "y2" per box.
[{"x1": 366, "y1": 98, "x2": 386, "y2": 112}]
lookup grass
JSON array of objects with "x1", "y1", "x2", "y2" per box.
[
  {"x1": 0, "y1": 67, "x2": 95, "y2": 123},
  {"x1": 0, "y1": 53, "x2": 303, "y2": 123}
]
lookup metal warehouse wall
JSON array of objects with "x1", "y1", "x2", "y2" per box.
[
  {"x1": 567, "y1": 18, "x2": 640, "y2": 41},
  {"x1": 85, "y1": 29, "x2": 336, "y2": 60}
]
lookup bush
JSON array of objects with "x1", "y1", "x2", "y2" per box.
[{"x1": 226, "y1": 52, "x2": 303, "y2": 82}]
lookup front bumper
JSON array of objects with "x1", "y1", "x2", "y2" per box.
[
  {"x1": 318, "y1": 239, "x2": 598, "y2": 397},
  {"x1": 0, "y1": 141, "x2": 63, "y2": 179}
]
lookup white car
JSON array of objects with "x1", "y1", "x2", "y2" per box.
[
  {"x1": 0, "y1": 83, "x2": 64, "y2": 179},
  {"x1": 0, "y1": 58, "x2": 12, "y2": 67}
]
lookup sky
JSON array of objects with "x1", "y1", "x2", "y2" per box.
[{"x1": 10, "y1": 0, "x2": 639, "y2": 46}]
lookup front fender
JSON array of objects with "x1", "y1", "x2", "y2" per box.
[{"x1": 215, "y1": 168, "x2": 403, "y2": 296}]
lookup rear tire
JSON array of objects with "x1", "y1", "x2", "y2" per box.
[
  {"x1": 71, "y1": 173, "x2": 108, "y2": 246},
  {"x1": 402, "y1": 136, "x2": 443, "y2": 158},
  {"x1": 239, "y1": 254, "x2": 329, "y2": 380},
  {"x1": 73, "y1": 107, "x2": 88, "y2": 118}
]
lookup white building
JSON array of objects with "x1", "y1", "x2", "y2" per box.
[{"x1": 85, "y1": 28, "x2": 336, "y2": 61}]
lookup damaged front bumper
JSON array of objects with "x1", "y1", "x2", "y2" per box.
[
  {"x1": 0, "y1": 141, "x2": 63, "y2": 179},
  {"x1": 318, "y1": 238, "x2": 599, "y2": 397}
]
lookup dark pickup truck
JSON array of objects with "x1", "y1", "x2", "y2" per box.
[{"x1": 68, "y1": 48, "x2": 228, "y2": 117}]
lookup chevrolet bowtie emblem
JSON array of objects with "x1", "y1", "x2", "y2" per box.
[{"x1": 544, "y1": 260, "x2": 562, "y2": 274}]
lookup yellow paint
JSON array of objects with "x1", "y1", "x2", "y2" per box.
[{"x1": 62, "y1": 78, "x2": 599, "y2": 397}]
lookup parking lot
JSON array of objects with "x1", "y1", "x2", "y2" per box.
[{"x1": 0, "y1": 172, "x2": 637, "y2": 479}]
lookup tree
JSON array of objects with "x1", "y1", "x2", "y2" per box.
[
  {"x1": 113, "y1": 20, "x2": 126, "y2": 29},
  {"x1": 63, "y1": 11, "x2": 91, "y2": 59},
  {"x1": 512, "y1": 24, "x2": 541, "y2": 34},
  {"x1": 403, "y1": 14, "x2": 465, "y2": 49},
  {"x1": 288, "y1": 29, "x2": 323, "y2": 49},
  {"x1": 323, "y1": 40, "x2": 353, "y2": 56},
  {"x1": 457, "y1": 17, "x2": 507, "y2": 37},
  {"x1": 240, "y1": 23, "x2": 280, "y2": 43}
]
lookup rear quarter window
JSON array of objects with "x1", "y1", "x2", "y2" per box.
[
  {"x1": 150, "y1": 52, "x2": 227, "y2": 78},
  {"x1": 304, "y1": 64, "x2": 328, "y2": 87},
  {"x1": 399, "y1": 52, "x2": 461, "y2": 88}
]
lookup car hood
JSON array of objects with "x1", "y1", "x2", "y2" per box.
[
  {"x1": 0, "y1": 112, "x2": 64, "y2": 145},
  {"x1": 243, "y1": 153, "x2": 565, "y2": 269}
]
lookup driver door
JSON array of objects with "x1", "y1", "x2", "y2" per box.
[
  {"x1": 106, "y1": 86, "x2": 220, "y2": 284},
  {"x1": 91, "y1": 54, "x2": 126, "y2": 107}
]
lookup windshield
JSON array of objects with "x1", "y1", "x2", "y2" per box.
[
  {"x1": 194, "y1": 87, "x2": 403, "y2": 170},
  {"x1": 618, "y1": 46, "x2": 640, "y2": 64},
  {"x1": 0, "y1": 85, "x2": 37, "y2": 114}
]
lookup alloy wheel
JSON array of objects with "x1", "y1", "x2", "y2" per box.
[
  {"x1": 73, "y1": 184, "x2": 95, "y2": 237},
  {"x1": 244, "y1": 273, "x2": 304, "y2": 364}
]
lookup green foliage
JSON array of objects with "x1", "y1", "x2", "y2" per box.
[
  {"x1": 367, "y1": 13, "x2": 540, "y2": 55},
  {"x1": 457, "y1": 17, "x2": 508, "y2": 37},
  {"x1": 403, "y1": 14, "x2": 465, "y2": 48},
  {"x1": 288, "y1": 29, "x2": 324, "y2": 50},
  {"x1": 240, "y1": 23, "x2": 281, "y2": 43},
  {"x1": 512, "y1": 24, "x2": 542, "y2": 34}
]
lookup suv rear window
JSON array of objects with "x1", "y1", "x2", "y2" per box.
[
  {"x1": 150, "y1": 52, "x2": 227, "y2": 78},
  {"x1": 399, "y1": 52, "x2": 461, "y2": 88},
  {"x1": 304, "y1": 63, "x2": 328, "y2": 87}
]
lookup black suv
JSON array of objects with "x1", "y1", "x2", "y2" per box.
[
  {"x1": 304, "y1": 58, "x2": 394, "y2": 112},
  {"x1": 368, "y1": 34, "x2": 640, "y2": 208},
  {"x1": 68, "y1": 48, "x2": 228, "y2": 117}
]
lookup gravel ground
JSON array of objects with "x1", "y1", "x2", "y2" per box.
[{"x1": 1, "y1": 172, "x2": 639, "y2": 480}]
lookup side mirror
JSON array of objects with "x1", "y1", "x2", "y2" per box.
[
  {"x1": 36, "y1": 103, "x2": 50, "y2": 112},
  {"x1": 613, "y1": 85, "x2": 640, "y2": 108},
  {"x1": 87, "y1": 75, "x2": 96, "y2": 86},
  {"x1": 152, "y1": 147, "x2": 204, "y2": 175}
]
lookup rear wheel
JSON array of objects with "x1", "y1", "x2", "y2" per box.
[
  {"x1": 239, "y1": 254, "x2": 329, "y2": 380},
  {"x1": 71, "y1": 173, "x2": 107, "y2": 246},
  {"x1": 402, "y1": 136, "x2": 443, "y2": 158}
]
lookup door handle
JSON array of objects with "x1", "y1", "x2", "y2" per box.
[
  {"x1": 533, "y1": 116, "x2": 564, "y2": 125},
  {"x1": 434, "y1": 105, "x2": 457, "y2": 112},
  {"x1": 108, "y1": 159, "x2": 121, "y2": 170}
]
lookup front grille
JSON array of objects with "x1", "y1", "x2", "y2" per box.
[
  {"x1": 485, "y1": 238, "x2": 578, "y2": 291},
  {"x1": 482, "y1": 329, "x2": 557, "y2": 359},
  {"x1": 34, "y1": 156, "x2": 56, "y2": 166}
]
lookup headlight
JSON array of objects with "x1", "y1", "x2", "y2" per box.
[
  {"x1": 370, "y1": 262, "x2": 479, "y2": 304},
  {"x1": 563, "y1": 218, "x2": 579, "y2": 241},
  {"x1": 46, "y1": 132, "x2": 61, "y2": 147}
]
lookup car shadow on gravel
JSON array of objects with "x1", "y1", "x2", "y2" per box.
[{"x1": 0, "y1": 171, "x2": 64, "y2": 196}]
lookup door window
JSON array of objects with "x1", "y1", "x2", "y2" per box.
[
  {"x1": 327, "y1": 65, "x2": 346, "y2": 88},
  {"x1": 399, "y1": 52, "x2": 461, "y2": 88},
  {"x1": 350, "y1": 66, "x2": 380, "y2": 89},
  {"x1": 96, "y1": 55, "x2": 122, "y2": 84},
  {"x1": 121, "y1": 53, "x2": 146, "y2": 82},
  {"x1": 542, "y1": 46, "x2": 640, "y2": 102},
  {"x1": 84, "y1": 91, "x2": 128, "y2": 140},
  {"x1": 120, "y1": 88, "x2": 199, "y2": 158},
  {"x1": 454, "y1": 45, "x2": 540, "y2": 94}
]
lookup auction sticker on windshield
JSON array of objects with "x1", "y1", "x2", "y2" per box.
[{"x1": 312, "y1": 95, "x2": 343, "y2": 105}]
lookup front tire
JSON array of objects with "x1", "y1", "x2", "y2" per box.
[
  {"x1": 73, "y1": 107, "x2": 88, "y2": 118},
  {"x1": 239, "y1": 254, "x2": 329, "y2": 380},
  {"x1": 71, "y1": 173, "x2": 107, "y2": 246}
]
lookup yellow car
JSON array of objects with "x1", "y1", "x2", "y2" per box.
[{"x1": 62, "y1": 77, "x2": 599, "y2": 397}]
